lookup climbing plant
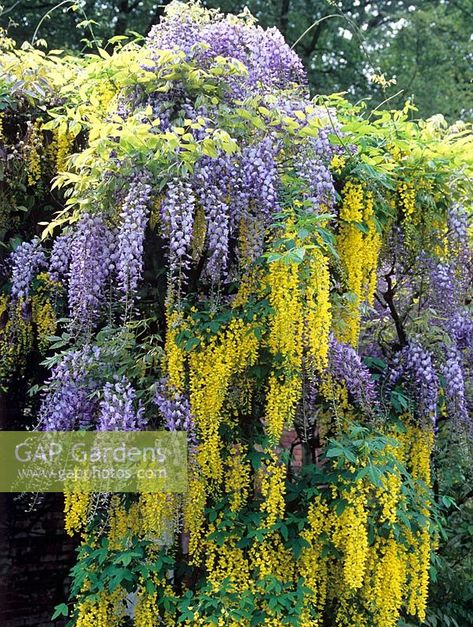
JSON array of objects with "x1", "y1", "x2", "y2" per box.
[{"x1": 1, "y1": 2, "x2": 472, "y2": 625}]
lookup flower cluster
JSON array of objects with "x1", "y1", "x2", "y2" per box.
[
  {"x1": 389, "y1": 341, "x2": 439, "y2": 423},
  {"x1": 440, "y1": 347, "x2": 469, "y2": 427},
  {"x1": 68, "y1": 212, "x2": 115, "y2": 327},
  {"x1": 160, "y1": 177, "x2": 195, "y2": 277},
  {"x1": 116, "y1": 171, "x2": 153, "y2": 301},
  {"x1": 154, "y1": 378, "x2": 196, "y2": 444},
  {"x1": 328, "y1": 336, "x2": 377, "y2": 410},
  {"x1": 97, "y1": 376, "x2": 145, "y2": 431},
  {"x1": 39, "y1": 346, "x2": 99, "y2": 431},
  {"x1": 9, "y1": 239, "x2": 46, "y2": 301},
  {"x1": 48, "y1": 234, "x2": 71, "y2": 283},
  {"x1": 194, "y1": 155, "x2": 232, "y2": 280},
  {"x1": 147, "y1": 3, "x2": 305, "y2": 98}
]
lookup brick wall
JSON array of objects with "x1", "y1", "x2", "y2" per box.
[{"x1": 0, "y1": 493, "x2": 75, "y2": 626}]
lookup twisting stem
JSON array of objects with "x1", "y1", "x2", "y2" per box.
[{"x1": 382, "y1": 271, "x2": 407, "y2": 348}]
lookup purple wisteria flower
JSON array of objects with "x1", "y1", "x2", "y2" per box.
[
  {"x1": 68, "y1": 212, "x2": 115, "y2": 327},
  {"x1": 428, "y1": 258, "x2": 473, "y2": 351},
  {"x1": 441, "y1": 347, "x2": 469, "y2": 426},
  {"x1": 9, "y1": 238, "x2": 46, "y2": 301},
  {"x1": 448, "y1": 203, "x2": 468, "y2": 246},
  {"x1": 160, "y1": 177, "x2": 195, "y2": 276},
  {"x1": 389, "y1": 341, "x2": 439, "y2": 424},
  {"x1": 449, "y1": 312, "x2": 473, "y2": 350},
  {"x1": 154, "y1": 379, "x2": 197, "y2": 446},
  {"x1": 239, "y1": 137, "x2": 280, "y2": 219},
  {"x1": 295, "y1": 154, "x2": 335, "y2": 212},
  {"x1": 39, "y1": 346, "x2": 99, "y2": 431},
  {"x1": 97, "y1": 376, "x2": 146, "y2": 431},
  {"x1": 194, "y1": 155, "x2": 232, "y2": 279},
  {"x1": 48, "y1": 233, "x2": 71, "y2": 283},
  {"x1": 147, "y1": 5, "x2": 306, "y2": 98},
  {"x1": 328, "y1": 336, "x2": 377, "y2": 409},
  {"x1": 116, "y1": 171, "x2": 153, "y2": 301}
]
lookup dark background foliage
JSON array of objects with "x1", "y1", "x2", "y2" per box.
[{"x1": 1, "y1": 0, "x2": 472, "y2": 121}]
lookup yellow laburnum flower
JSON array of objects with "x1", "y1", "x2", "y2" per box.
[
  {"x1": 108, "y1": 497, "x2": 141, "y2": 549},
  {"x1": 305, "y1": 247, "x2": 332, "y2": 371},
  {"x1": 250, "y1": 532, "x2": 295, "y2": 581},
  {"x1": 337, "y1": 182, "x2": 382, "y2": 345},
  {"x1": 265, "y1": 372, "x2": 301, "y2": 443},
  {"x1": 54, "y1": 126, "x2": 74, "y2": 172},
  {"x1": 64, "y1": 491, "x2": 89, "y2": 536},
  {"x1": 398, "y1": 181, "x2": 416, "y2": 220},
  {"x1": 330, "y1": 485, "x2": 369, "y2": 591},
  {"x1": 299, "y1": 496, "x2": 330, "y2": 623},
  {"x1": 189, "y1": 319, "x2": 258, "y2": 481},
  {"x1": 330, "y1": 154, "x2": 346, "y2": 173},
  {"x1": 31, "y1": 297, "x2": 56, "y2": 352},
  {"x1": 139, "y1": 492, "x2": 177, "y2": 538},
  {"x1": 267, "y1": 253, "x2": 303, "y2": 368},
  {"x1": 225, "y1": 445, "x2": 251, "y2": 512},
  {"x1": 183, "y1": 468, "x2": 207, "y2": 564},
  {"x1": 259, "y1": 453, "x2": 286, "y2": 528},
  {"x1": 205, "y1": 527, "x2": 250, "y2": 592},
  {"x1": 368, "y1": 536, "x2": 407, "y2": 627}
]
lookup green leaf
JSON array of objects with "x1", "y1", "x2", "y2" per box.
[{"x1": 52, "y1": 604, "x2": 69, "y2": 620}]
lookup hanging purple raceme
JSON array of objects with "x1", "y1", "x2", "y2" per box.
[
  {"x1": 430, "y1": 261, "x2": 458, "y2": 307},
  {"x1": 97, "y1": 376, "x2": 146, "y2": 431},
  {"x1": 449, "y1": 311, "x2": 473, "y2": 351},
  {"x1": 48, "y1": 234, "x2": 71, "y2": 283},
  {"x1": 154, "y1": 379, "x2": 197, "y2": 446},
  {"x1": 328, "y1": 336, "x2": 377, "y2": 410},
  {"x1": 147, "y1": 8, "x2": 306, "y2": 98},
  {"x1": 389, "y1": 341, "x2": 439, "y2": 423},
  {"x1": 240, "y1": 137, "x2": 280, "y2": 219},
  {"x1": 194, "y1": 155, "x2": 233, "y2": 280},
  {"x1": 295, "y1": 154, "x2": 335, "y2": 212},
  {"x1": 9, "y1": 238, "x2": 46, "y2": 301},
  {"x1": 441, "y1": 347, "x2": 469, "y2": 427},
  {"x1": 428, "y1": 258, "x2": 473, "y2": 351},
  {"x1": 228, "y1": 139, "x2": 282, "y2": 267},
  {"x1": 116, "y1": 171, "x2": 153, "y2": 301},
  {"x1": 68, "y1": 212, "x2": 115, "y2": 327},
  {"x1": 160, "y1": 177, "x2": 195, "y2": 276},
  {"x1": 448, "y1": 203, "x2": 469, "y2": 247},
  {"x1": 39, "y1": 346, "x2": 99, "y2": 431}
]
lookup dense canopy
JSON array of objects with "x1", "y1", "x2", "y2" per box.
[{"x1": 0, "y1": 1, "x2": 472, "y2": 625}]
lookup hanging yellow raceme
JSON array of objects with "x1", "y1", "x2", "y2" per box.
[
  {"x1": 54, "y1": 125, "x2": 74, "y2": 172},
  {"x1": 299, "y1": 495, "x2": 330, "y2": 626},
  {"x1": 305, "y1": 246, "x2": 332, "y2": 372},
  {"x1": 337, "y1": 181, "x2": 382, "y2": 346},
  {"x1": 362, "y1": 190, "x2": 382, "y2": 306},
  {"x1": 265, "y1": 220, "x2": 303, "y2": 442},
  {"x1": 64, "y1": 491, "x2": 89, "y2": 537},
  {"x1": 330, "y1": 483, "x2": 369, "y2": 591},
  {"x1": 139, "y1": 492, "x2": 177, "y2": 538},
  {"x1": 404, "y1": 424, "x2": 434, "y2": 622},
  {"x1": 183, "y1": 465, "x2": 208, "y2": 565},
  {"x1": 259, "y1": 452, "x2": 287, "y2": 528},
  {"x1": 225, "y1": 445, "x2": 251, "y2": 512},
  {"x1": 205, "y1": 520, "x2": 251, "y2": 592},
  {"x1": 365, "y1": 536, "x2": 407, "y2": 627},
  {"x1": 188, "y1": 318, "x2": 258, "y2": 482},
  {"x1": 76, "y1": 590, "x2": 125, "y2": 627}
]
